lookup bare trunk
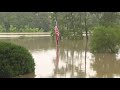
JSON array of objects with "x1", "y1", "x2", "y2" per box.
[{"x1": 84, "y1": 12, "x2": 88, "y2": 40}]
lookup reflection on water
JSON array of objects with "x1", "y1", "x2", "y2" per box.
[
  {"x1": 54, "y1": 45, "x2": 59, "y2": 77},
  {"x1": 92, "y1": 53, "x2": 120, "y2": 78},
  {"x1": 32, "y1": 50, "x2": 55, "y2": 78},
  {"x1": 1, "y1": 36, "x2": 120, "y2": 78}
]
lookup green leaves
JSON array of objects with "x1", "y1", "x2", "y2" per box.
[
  {"x1": 0, "y1": 42, "x2": 35, "y2": 78},
  {"x1": 90, "y1": 26, "x2": 120, "y2": 53},
  {"x1": 0, "y1": 12, "x2": 50, "y2": 32},
  {"x1": 51, "y1": 12, "x2": 84, "y2": 40}
]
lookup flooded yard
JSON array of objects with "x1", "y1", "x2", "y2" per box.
[{"x1": 1, "y1": 36, "x2": 120, "y2": 78}]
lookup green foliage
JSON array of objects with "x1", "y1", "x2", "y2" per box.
[
  {"x1": 0, "y1": 25, "x2": 44, "y2": 32},
  {"x1": 10, "y1": 25, "x2": 17, "y2": 32},
  {"x1": 0, "y1": 25, "x2": 4, "y2": 32},
  {"x1": 22, "y1": 25, "x2": 43, "y2": 32},
  {"x1": 99, "y1": 12, "x2": 119, "y2": 26},
  {"x1": 0, "y1": 12, "x2": 120, "y2": 40},
  {"x1": 0, "y1": 12, "x2": 50, "y2": 32},
  {"x1": 90, "y1": 26, "x2": 120, "y2": 53},
  {"x1": 0, "y1": 42, "x2": 35, "y2": 77},
  {"x1": 51, "y1": 12, "x2": 84, "y2": 40}
]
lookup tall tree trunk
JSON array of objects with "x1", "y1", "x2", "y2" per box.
[
  {"x1": 84, "y1": 12, "x2": 88, "y2": 40},
  {"x1": 79, "y1": 12, "x2": 83, "y2": 38}
]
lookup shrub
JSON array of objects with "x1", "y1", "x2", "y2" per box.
[
  {"x1": 90, "y1": 26, "x2": 120, "y2": 53},
  {"x1": 10, "y1": 25, "x2": 17, "y2": 32},
  {"x1": 0, "y1": 42, "x2": 35, "y2": 78},
  {"x1": 0, "y1": 25, "x2": 3, "y2": 32},
  {"x1": 0, "y1": 25, "x2": 45, "y2": 32}
]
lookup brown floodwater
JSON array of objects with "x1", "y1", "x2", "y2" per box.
[{"x1": 1, "y1": 36, "x2": 120, "y2": 78}]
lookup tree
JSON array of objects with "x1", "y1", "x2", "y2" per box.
[
  {"x1": 0, "y1": 12, "x2": 51, "y2": 32},
  {"x1": 90, "y1": 26, "x2": 120, "y2": 53}
]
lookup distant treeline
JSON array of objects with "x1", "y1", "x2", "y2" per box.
[
  {"x1": 0, "y1": 12, "x2": 120, "y2": 37},
  {"x1": 0, "y1": 12, "x2": 51, "y2": 32}
]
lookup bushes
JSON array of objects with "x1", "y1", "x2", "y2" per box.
[
  {"x1": 0, "y1": 25, "x2": 4, "y2": 32},
  {"x1": 90, "y1": 26, "x2": 120, "y2": 53},
  {"x1": 0, "y1": 42, "x2": 35, "y2": 77},
  {"x1": 21, "y1": 25, "x2": 44, "y2": 32},
  {"x1": 0, "y1": 25, "x2": 44, "y2": 32}
]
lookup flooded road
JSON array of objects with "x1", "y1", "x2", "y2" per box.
[{"x1": 1, "y1": 36, "x2": 120, "y2": 78}]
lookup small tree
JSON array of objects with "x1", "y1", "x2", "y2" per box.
[{"x1": 90, "y1": 26, "x2": 120, "y2": 53}]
